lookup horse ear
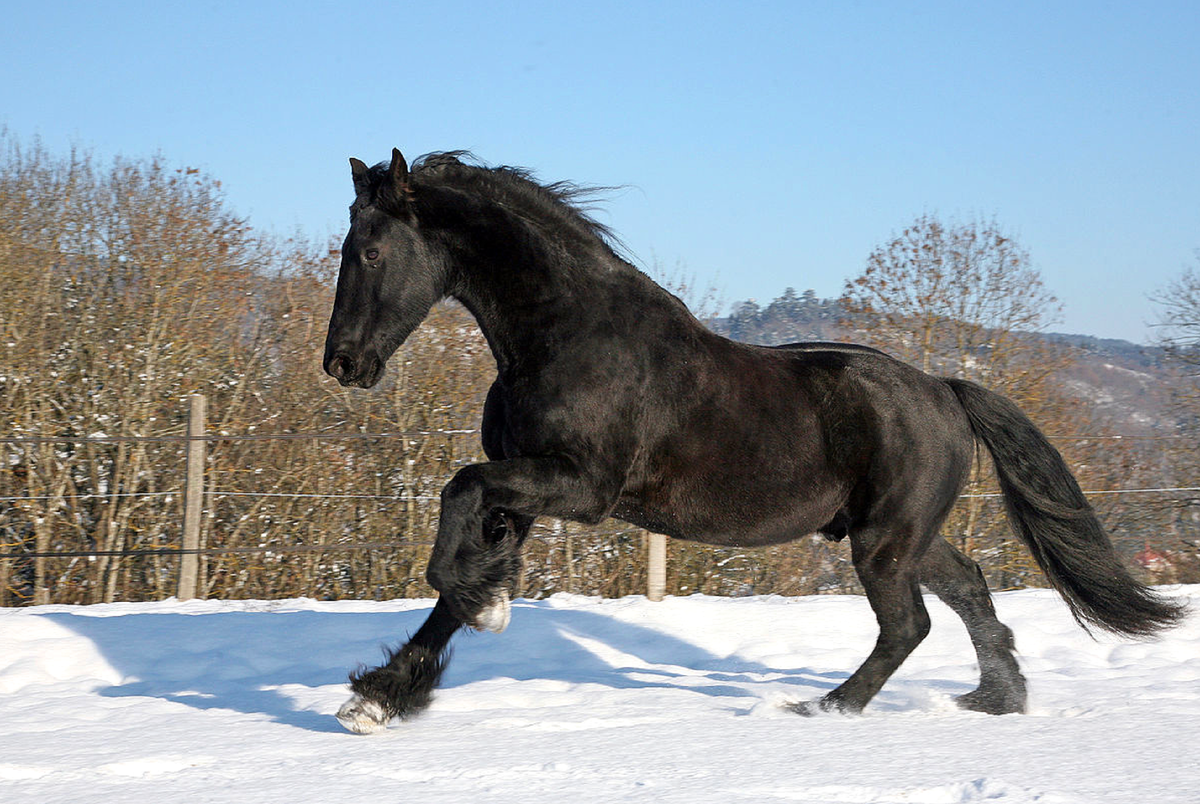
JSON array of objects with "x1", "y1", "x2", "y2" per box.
[
  {"x1": 349, "y1": 157, "x2": 371, "y2": 198},
  {"x1": 388, "y1": 148, "x2": 410, "y2": 191}
]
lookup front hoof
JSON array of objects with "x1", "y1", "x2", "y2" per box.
[
  {"x1": 783, "y1": 694, "x2": 858, "y2": 717},
  {"x1": 336, "y1": 694, "x2": 391, "y2": 734},
  {"x1": 473, "y1": 590, "x2": 511, "y2": 633}
]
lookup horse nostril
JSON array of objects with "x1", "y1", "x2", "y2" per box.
[{"x1": 327, "y1": 353, "x2": 356, "y2": 380}]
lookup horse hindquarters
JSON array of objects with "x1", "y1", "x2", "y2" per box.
[{"x1": 792, "y1": 371, "x2": 976, "y2": 715}]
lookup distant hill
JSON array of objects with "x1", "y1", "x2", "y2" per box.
[{"x1": 715, "y1": 287, "x2": 846, "y2": 344}]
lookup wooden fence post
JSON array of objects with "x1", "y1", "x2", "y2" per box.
[
  {"x1": 177, "y1": 393, "x2": 206, "y2": 600},
  {"x1": 647, "y1": 530, "x2": 666, "y2": 601},
  {"x1": 563, "y1": 522, "x2": 576, "y2": 594}
]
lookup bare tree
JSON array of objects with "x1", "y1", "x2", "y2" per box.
[
  {"x1": 1153, "y1": 252, "x2": 1200, "y2": 373},
  {"x1": 1147, "y1": 251, "x2": 1200, "y2": 570},
  {"x1": 842, "y1": 214, "x2": 1063, "y2": 379}
]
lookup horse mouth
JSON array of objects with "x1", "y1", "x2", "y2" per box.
[
  {"x1": 340, "y1": 366, "x2": 382, "y2": 389},
  {"x1": 342, "y1": 367, "x2": 382, "y2": 389},
  {"x1": 325, "y1": 351, "x2": 384, "y2": 388}
]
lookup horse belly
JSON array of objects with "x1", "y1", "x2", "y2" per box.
[{"x1": 615, "y1": 469, "x2": 846, "y2": 548}]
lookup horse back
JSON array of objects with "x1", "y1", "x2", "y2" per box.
[{"x1": 767, "y1": 340, "x2": 887, "y2": 355}]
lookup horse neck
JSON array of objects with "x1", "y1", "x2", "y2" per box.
[
  {"x1": 427, "y1": 193, "x2": 643, "y2": 374},
  {"x1": 453, "y1": 258, "x2": 705, "y2": 380},
  {"x1": 450, "y1": 243, "x2": 619, "y2": 374}
]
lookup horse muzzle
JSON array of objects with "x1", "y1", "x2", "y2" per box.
[{"x1": 323, "y1": 348, "x2": 383, "y2": 388}]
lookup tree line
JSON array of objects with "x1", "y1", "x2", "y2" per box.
[{"x1": 2, "y1": 137, "x2": 1197, "y2": 606}]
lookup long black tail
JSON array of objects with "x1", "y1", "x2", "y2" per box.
[{"x1": 945, "y1": 378, "x2": 1185, "y2": 638}]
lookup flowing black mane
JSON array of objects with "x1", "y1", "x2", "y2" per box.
[{"x1": 354, "y1": 151, "x2": 624, "y2": 258}]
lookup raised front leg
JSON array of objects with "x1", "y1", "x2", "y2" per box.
[{"x1": 427, "y1": 457, "x2": 619, "y2": 628}]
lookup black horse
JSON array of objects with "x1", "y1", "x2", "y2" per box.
[{"x1": 323, "y1": 149, "x2": 1183, "y2": 733}]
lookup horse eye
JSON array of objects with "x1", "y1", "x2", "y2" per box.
[{"x1": 365, "y1": 249, "x2": 379, "y2": 261}]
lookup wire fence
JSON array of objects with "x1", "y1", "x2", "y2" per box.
[
  {"x1": 3, "y1": 425, "x2": 1197, "y2": 565},
  {"x1": 1, "y1": 429, "x2": 1188, "y2": 446},
  {"x1": 8, "y1": 485, "x2": 1200, "y2": 506},
  {"x1": 3, "y1": 526, "x2": 651, "y2": 560}
]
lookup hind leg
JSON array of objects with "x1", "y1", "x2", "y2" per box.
[
  {"x1": 791, "y1": 524, "x2": 934, "y2": 715},
  {"x1": 920, "y1": 538, "x2": 1026, "y2": 714}
]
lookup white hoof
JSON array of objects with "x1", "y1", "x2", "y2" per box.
[
  {"x1": 475, "y1": 591, "x2": 511, "y2": 633},
  {"x1": 336, "y1": 694, "x2": 390, "y2": 734}
]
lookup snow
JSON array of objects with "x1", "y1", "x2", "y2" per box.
[{"x1": 1, "y1": 587, "x2": 1197, "y2": 803}]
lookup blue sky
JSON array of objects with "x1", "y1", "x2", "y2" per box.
[{"x1": 4, "y1": 1, "x2": 1197, "y2": 342}]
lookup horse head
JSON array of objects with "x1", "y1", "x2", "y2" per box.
[{"x1": 323, "y1": 148, "x2": 448, "y2": 388}]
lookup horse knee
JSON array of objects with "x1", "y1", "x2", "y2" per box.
[
  {"x1": 429, "y1": 468, "x2": 488, "y2": 591},
  {"x1": 441, "y1": 466, "x2": 484, "y2": 511}
]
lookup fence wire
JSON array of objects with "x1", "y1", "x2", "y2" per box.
[
  {"x1": 3, "y1": 427, "x2": 1196, "y2": 564},
  {"x1": 0, "y1": 525, "x2": 645, "y2": 560},
  {"x1": 7, "y1": 486, "x2": 1200, "y2": 505},
  {"x1": 0, "y1": 429, "x2": 480, "y2": 446}
]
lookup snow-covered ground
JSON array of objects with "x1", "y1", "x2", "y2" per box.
[{"x1": 1, "y1": 586, "x2": 1196, "y2": 803}]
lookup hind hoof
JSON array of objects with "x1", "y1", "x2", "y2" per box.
[
  {"x1": 954, "y1": 688, "x2": 1026, "y2": 715},
  {"x1": 474, "y1": 591, "x2": 511, "y2": 633},
  {"x1": 783, "y1": 700, "x2": 820, "y2": 717},
  {"x1": 336, "y1": 694, "x2": 391, "y2": 734}
]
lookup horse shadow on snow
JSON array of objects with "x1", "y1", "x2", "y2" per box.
[{"x1": 42, "y1": 601, "x2": 850, "y2": 733}]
